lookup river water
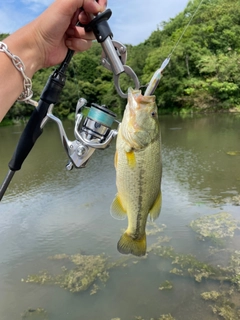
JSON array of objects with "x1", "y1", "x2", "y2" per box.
[{"x1": 0, "y1": 113, "x2": 240, "y2": 320}]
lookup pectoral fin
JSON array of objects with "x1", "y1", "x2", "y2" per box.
[
  {"x1": 110, "y1": 194, "x2": 127, "y2": 220},
  {"x1": 149, "y1": 191, "x2": 162, "y2": 221},
  {"x1": 126, "y1": 150, "x2": 136, "y2": 168}
]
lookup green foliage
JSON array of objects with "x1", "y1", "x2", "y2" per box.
[
  {"x1": 142, "y1": 0, "x2": 240, "y2": 112},
  {"x1": 4, "y1": 0, "x2": 240, "y2": 121},
  {"x1": 0, "y1": 33, "x2": 9, "y2": 41}
]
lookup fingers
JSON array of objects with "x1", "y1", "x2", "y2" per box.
[
  {"x1": 53, "y1": 0, "x2": 107, "y2": 24},
  {"x1": 65, "y1": 23, "x2": 95, "y2": 51},
  {"x1": 70, "y1": 8, "x2": 82, "y2": 27},
  {"x1": 65, "y1": 38, "x2": 92, "y2": 52},
  {"x1": 66, "y1": 26, "x2": 95, "y2": 40},
  {"x1": 83, "y1": 0, "x2": 107, "y2": 14},
  {"x1": 65, "y1": 0, "x2": 108, "y2": 52},
  {"x1": 98, "y1": 0, "x2": 108, "y2": 7}
]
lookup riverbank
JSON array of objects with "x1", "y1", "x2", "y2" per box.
[{"x1": 1, "y1": 105, "x2": 240, "y2": 128}]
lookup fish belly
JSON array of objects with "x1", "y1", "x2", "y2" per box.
[{"x1": 113, "y1": 128, "x2": 162, "y2": 256}]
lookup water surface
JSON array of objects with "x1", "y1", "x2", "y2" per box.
[{"x1": 0, "y1": 114, "x2": 240, "y2": 320}]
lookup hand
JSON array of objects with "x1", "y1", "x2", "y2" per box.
[
  {"x1": 0, "y1": 0, "x2": 107, "y2": 120},
  {"x1": 33, "y1": 0, "x2": 107, "y2": 69}
]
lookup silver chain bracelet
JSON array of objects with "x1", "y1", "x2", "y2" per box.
[{"x1": 0, "y1": 41, "x2": 38, "y2": 107}]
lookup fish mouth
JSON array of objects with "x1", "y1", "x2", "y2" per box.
[
  {"x1": 127, "y1": 88, "x2": 156, "y2": 113},
  {"x1": 121, "y1": 87, "x2": 159, "y2": 148}
]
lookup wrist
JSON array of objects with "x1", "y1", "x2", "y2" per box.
[{"x1": 4, "y1": 22, "x2": 44, "y2": 78}]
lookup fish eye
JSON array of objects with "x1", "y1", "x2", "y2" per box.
[{"x1": 151, "y1": 111, "x2": 157, "y2": 117}]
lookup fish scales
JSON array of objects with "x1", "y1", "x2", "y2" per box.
[
  {"x1": 116, "y1": 133, "x2": 161, "y2": 235},
  {"x1": 111, "y1": 88, "x2": 162, "y2": 257}
]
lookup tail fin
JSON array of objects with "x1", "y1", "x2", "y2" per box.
[{"x1": 117, "y1": 232, "x2": 146, "y2": 257}]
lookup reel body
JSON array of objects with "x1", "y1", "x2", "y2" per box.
[{"x1": 46, "y1": 98, "x2": 118, "y2": 170}]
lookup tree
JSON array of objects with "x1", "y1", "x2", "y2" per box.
[{"x1": 3, "y1": 0, "x2": 240, "y2": 123}]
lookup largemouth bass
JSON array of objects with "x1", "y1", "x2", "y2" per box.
[{"x1": 111, "y1": 88, "x2": 162, "y2": 256}]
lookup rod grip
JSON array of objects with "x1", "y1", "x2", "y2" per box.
[
  {"x1": 8, "y1": 101, "x2": 49, "y2": 171},
  {"x1": 8, "y1": 70, "x2": 66, "y2": 171}
]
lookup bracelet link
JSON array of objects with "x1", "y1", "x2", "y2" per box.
[
  {"x1": 0, "y1": 41, "x2": 38, "y2": 107},
  {"x1": 12, "y1": 55, "x2": 25, "y2": 72}
]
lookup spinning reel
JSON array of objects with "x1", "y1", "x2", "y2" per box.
[{"x1": 44, "y1": 98, "x2": 118, "y2": 170}]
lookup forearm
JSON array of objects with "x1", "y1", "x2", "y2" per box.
[{"x1": 0, "y1": 23, "x2": 42, "y2": 122}]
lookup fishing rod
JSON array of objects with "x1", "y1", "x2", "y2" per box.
[
  {"x1": 0, "y1": 49, "x2": 74, "y2": 200},
  {"x1": 144, "y1": 0, "x2": 205, "y2": 96},
  {"x1": 0, "y1": 8, "x2": 140, "y2": 201}
]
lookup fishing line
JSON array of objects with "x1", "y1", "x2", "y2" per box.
[
  {"x1": 167, "y1": 0, "x2": 205, "y2": 60},
  {"x1": 144, "y1": 0, "x2": 205, "y2": 95}
]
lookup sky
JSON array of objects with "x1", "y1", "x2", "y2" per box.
[{"x1": 0, "y1": 0, "x2": 190, "y2": 45}]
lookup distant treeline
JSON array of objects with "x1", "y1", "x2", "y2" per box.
[{"x1": 1, "y1": 0, "x2": 240, "y2": 122}]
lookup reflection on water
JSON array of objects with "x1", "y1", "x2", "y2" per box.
[{"x1": 0, "y1": 114, "x2": 240, "y2": 320}]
